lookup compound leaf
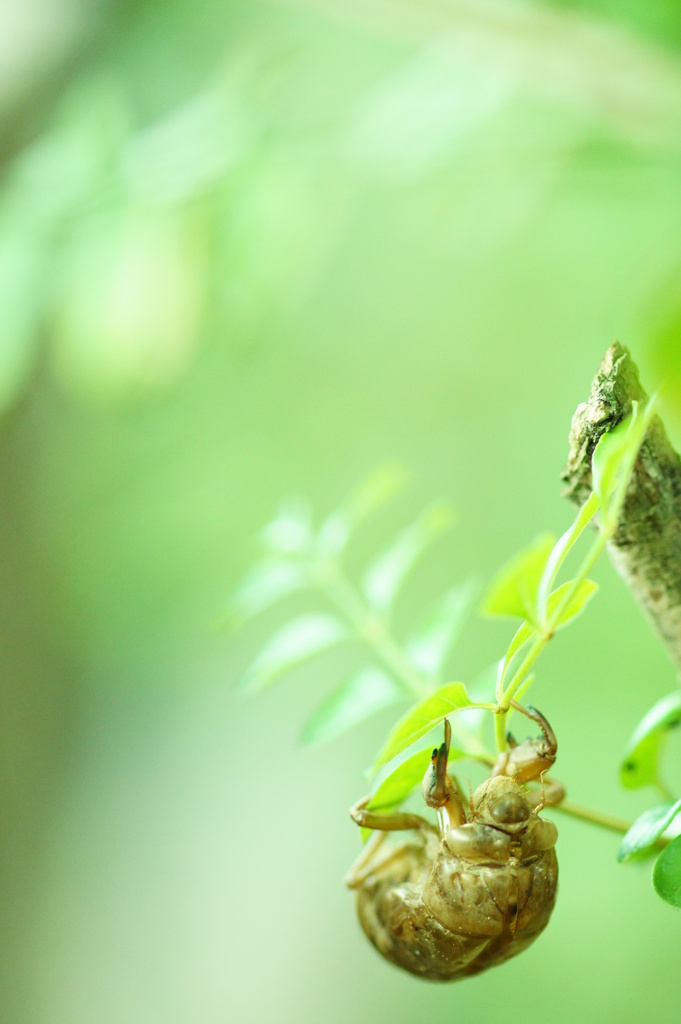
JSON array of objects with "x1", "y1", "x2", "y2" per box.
[
  {"x1": 362, "y1": 501, "x2": 454, "y2": 615},
  {"x1": 405, "y1": 581, "x2": 475, "y2": 680},
  {"x1": 260, "y1": 498, "x2": 313, "y2": 556},
  {"x1": 238, "y1": 613, "x2": 348, "y2": 693},
  {"x1": 301, "y1": 667, "x2": 404, "y2": 745},
  {"x1": 226, "y1": 561, "x2": 308, "y2": 625},
  {"x1": 318, "y1": 463, "x2": 409, "y2": 558}
]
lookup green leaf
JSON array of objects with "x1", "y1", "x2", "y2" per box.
[
  {"x1": 653, "y1": 836, "x2": 681, "y2": 908},
  {"x1": 592, "y1": 400, "x2": 655, "y2": 528},
  {"x1": 260, "y1": 498, "x2": 313, "y2": 555},
  {"x1": 361, "y1": 742, "x2": 470, "y2": 842},
  {"x1": 618, "y1": 801, "x2": 681, "y2": 862},
  {"x1": 536, "y1": 492, "x2": 600, "y2": 615},
  {"x1": 226, "y1": 561, "x2": 308, "y2": 625},
  {"x1": 371, "y1": 682, "x2": 473, "y2": 772},
  {"x1": 620, "y1": 691, "x2": 681, "y2": 790},
  {"x1": 359, "y1": 744, "x2": 436, "y2": 842},
  {"x1": 480, "y1": 533, "x2": 555, "y2": 627},
  {"x1": 405, "y1": 581, "x2": 475, "y2": 679},
  {"x1": 238, "y1": 613, "x2": 347, "y2": 693},
  {"x1": 497, "y1": 620, "x2": 536, "y2": 697},
  {"x1": 546, "y1": 578, "x2": 598, "y2": 630},
  {"x1": 318, "y1": 464, "x2": 409, "y2": 558},
  {"x1": 450, "y1": 664, "x2": 496, "y2": 759},
  {"x1": 362, "y1": 501, "x2": 454, "y2": 614},
  {"x1": 592, "y1": 414, "x2": 634, "y2": 514},
  {"x1": 301, "y1": 667, "x2": 404, "y2": 745},
  {"x1": 368, "y1": 745, "x2": 438, "y2": 811},
  {"x1": 508, "y1": 671, "x2": 536, "y2": 710}
]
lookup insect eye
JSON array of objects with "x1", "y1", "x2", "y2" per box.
[
  {"x1": 490, "y1": 793, "x2": 530, "y2": 825},
  {"x1": 421, "y1": 764, "x2": 441, "y2": 805}
]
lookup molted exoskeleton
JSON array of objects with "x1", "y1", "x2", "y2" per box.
[{"x1": 346, "y1": 711, "x2": 561, "y2": 981}]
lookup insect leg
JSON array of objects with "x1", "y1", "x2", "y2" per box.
[
  {"x1": 344, "y1": 830, "x2": 387, "y2": 888},
  {"x1": 344, "y1": 830, "x2": 429, "y2": 889},
  {"x1": 525, "y1": 776, "x2": 566, "y2": 811},
  {"x1": 349, "y1": 795, "x2": 437, "y2": 834},
  {"x1": 511, "y1": 701, "x2": 557, "y2": 761},
  {"x1": 422, "y1": 720, "x2": 467, "y2": 832}
]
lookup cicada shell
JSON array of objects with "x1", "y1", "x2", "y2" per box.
[{"x1": 347, "y1": 708, "x2": 560, "y2": 981}]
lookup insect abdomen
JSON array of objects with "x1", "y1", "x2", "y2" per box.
[
  {"x1": 357, "y1": 881, "x2": 490, "y2": 981},
  {"x1": 357, "y1": 843, "x2": 558, "y2": 981}
]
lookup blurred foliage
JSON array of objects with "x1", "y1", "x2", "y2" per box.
[
  {"x1": 233, "y1": 407, "x2": 651, "y2": 853},
  {"x1": 3, "y1": 0, "x2": 681, "y2": 1022},
  {"x1": 2, "y1": 0, "x2": 681, "y2": 410}
]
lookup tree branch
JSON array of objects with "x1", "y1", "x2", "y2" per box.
[{"x1": 562, "y1": 342, "x2": 681, "y2": 674}]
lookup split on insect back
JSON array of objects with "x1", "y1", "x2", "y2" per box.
[{"x1": 346, "y1": 704, "x2": 562, "y2": 981}]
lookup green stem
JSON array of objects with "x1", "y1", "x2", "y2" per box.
[
  {"x1": 499, "y1": 505, "x2": 609, "y2": 716},
  {"x1": 313, "y1": 560, "x2": 499, "y2": 719},
  {"x1": 537, "y1": 491, "x2": 600, "y2": 620},
  {"x1": 313, "y1": 561, "x2": 432, "y2": 699},
  {"x1": 499, "y1": 635, "x2": 544, "y2": 711},
  {"x1": 550, "y1": 798, "x2": 670, "y2": 848},
  {"x1": 497, "y1": 418, "x2": 658, "y2": 722},
  {"x1": 550, "y1": 798, "x2": 634, "y2": 835},
  {"x1": 494, "y1": 710, "x2": 506, "y2": 755}
]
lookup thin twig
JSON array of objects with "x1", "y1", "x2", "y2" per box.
[{"x1": 550, "y1": 798, "x2": 634, "y2": 836}]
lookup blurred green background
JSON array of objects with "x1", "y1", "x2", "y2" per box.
[{"x1": 2, "y1": 0, "x2": 681, "y2": 1021}]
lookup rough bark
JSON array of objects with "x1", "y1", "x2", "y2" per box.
[{"x1": 562, "y1": 342, "x2": 681, "y2": 673}]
